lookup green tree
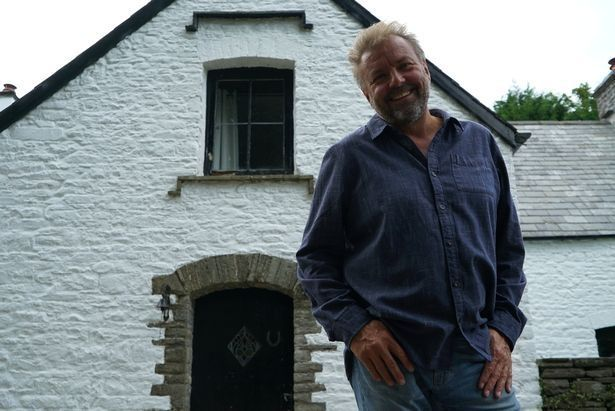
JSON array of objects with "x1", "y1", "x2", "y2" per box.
[
  {"x1": 494, "y1": 83, "x2": 598, "y2": 121},
  {"x1": 566, "y1": 83, "x2": 599, "y2": 120}
]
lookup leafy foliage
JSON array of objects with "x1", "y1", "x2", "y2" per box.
[{"x1": 494, "y1": 83, "x2": 598, "y2": 121}]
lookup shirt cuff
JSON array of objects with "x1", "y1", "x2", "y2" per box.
[
  {"x1": 487, "y1": 309, "x2": 525, "y2": 351},
  {"x1": 331, "y1": 304, "x2": 373, "y2": 347}
]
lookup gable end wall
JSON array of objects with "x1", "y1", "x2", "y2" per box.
[{"x1": 0, "y1": 0, "x2": 537, "y2": 409}]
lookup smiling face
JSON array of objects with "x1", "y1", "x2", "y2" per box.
[{"x1": 359, "y1": 35, "x2": 431, "y2": 128}]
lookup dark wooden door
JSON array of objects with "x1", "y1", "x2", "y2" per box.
[{"x1": 190, "y1": 288, "x2": 293, "y2": 410}]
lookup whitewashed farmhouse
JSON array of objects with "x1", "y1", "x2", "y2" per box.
[{"x1": 2, "y1": 0, "x2": 613, "y2": 409}]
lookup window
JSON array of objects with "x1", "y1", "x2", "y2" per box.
[{"x1": 205, "y1": 68, "x2": 294, "y2": 174}]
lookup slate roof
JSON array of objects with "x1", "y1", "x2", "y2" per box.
[
  {"x1": 0, "y1": 0, "x2": 526, "y2": 148},
  {"x1": 513, "y1": 121, "x2": 615, "y2": 238}
]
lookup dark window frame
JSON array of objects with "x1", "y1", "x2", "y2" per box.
[{"x1": 205, "y1": 67, "x2": 294, "y2": 175}]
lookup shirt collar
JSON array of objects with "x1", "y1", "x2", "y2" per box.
[{"x1": 365, "y1": 108, "x2": 464, "y2": 140}]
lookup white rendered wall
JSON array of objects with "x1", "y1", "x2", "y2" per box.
[
  {"x1": 524, "y1": 238, "x2": 615, "y2": 358},
  {"x1": 0, "y1": 0, "x2": 539, "y2": 408}
]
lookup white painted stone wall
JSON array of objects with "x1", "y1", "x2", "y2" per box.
[
  {"x1": 0, "y1": 0, "x2": 539, "y2": 409},
  {"x1": 524, "y1": 238, "x2": 615, "y2": 358}
]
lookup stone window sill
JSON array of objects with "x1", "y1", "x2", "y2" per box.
[{"x1": 168, "y1": 174, "x2": 315, "y2": 196}]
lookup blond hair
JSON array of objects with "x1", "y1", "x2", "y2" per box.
[{"x1": 348, "y1": 21, "x2": 425, "y2": 88}]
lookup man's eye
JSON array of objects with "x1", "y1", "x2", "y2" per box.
[{"x1": 371, "y1": 75, "x2": 386, "y2": 84}]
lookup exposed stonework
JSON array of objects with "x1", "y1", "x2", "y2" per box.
[
  {"x1": 538, "y1": 357, "x2": 615, "y2": 410},
  {"x1": 150, "y1": 253, "x2": 335, "y2": 410}
]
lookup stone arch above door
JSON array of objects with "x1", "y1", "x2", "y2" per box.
[{"x1": 149, "y1": 253, "x2": 334, "y2": 410}]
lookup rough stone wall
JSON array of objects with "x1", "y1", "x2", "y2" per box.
[
  {"x1": 524, "y1": 238, "x2": 615, "y2": 359},
  {"x1": 0, "y1": 0, "x2": 537, "y2": 409},
  {"x1": 538, "y1": 357, "x2": 615, "y2": 410}
]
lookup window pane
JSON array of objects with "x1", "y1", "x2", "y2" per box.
[
  {"x1": 251, "y1": 80, "x2": 284, "y2": 123},
  {"x1": 216, "y1": 81, "x2": 249, "y2": 123},
  {"x1": 212, "y1": 124, "x2": 248, "y2": 171},
  {"x1": 207, "y1": 68, "x2": 293, "y2": 175},
  {"x1": 250, "y1": 125, "x2": 284, "y2": 169}
]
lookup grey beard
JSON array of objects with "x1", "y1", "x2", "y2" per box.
[
  {"x1": 376, "y1": 86, "x2": 430, "y2": 128},
  {"x1": 388, "y1": 103, "x2": 424, "y2": 126}
]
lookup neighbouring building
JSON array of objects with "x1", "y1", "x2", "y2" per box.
[
  {"x1": 509, "y1": 63, "x2": 615, "y2": 410},
  {"x1": 513, "y1": 63, "x2": 615, "y2": 360}
]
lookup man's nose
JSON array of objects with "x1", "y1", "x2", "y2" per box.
[{"x1": 389, "y1": 69, "x2": 405, "y2": 87}]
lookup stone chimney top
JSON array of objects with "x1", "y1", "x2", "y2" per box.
[
  {"x1": 0, "y1": 83, "x2": 18, "y2": 112},
  {"x1": 1, "y1": 84, "x2": 17, "y2": 94}
]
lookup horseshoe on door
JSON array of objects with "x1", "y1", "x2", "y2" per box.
[{"x1": 266, "y1": 330, "x2": 281, "y2": 347}]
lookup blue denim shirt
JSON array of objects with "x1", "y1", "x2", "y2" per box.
[{"x1": 296, "y1": 110, "x2": 526, "y2": 369}]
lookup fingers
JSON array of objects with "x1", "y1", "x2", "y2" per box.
[
  {"x1": 362, "y1": 337, "x2": 406, "y2": 386},
  {"x1": 480, "y1": 360, "x2": 510, "y2": 398},
  {"x1": 479, "y1": 328, "x2": 514, "y2": 399},
  {"x1": 364, "y1": 358, "x2": 382, "y2": 382},
  {"x1": 374, "y1": 353, "x2": 404, "y2": 386},
  {"x1": 350, "y1": 320, "x2": 413, "y2": 386},
  {"x1": 390, "y1": 339, "x2": 415, "y2": 373},
  {"x1": 493, "y1": 366, "x2": 508, "y2": 399}
]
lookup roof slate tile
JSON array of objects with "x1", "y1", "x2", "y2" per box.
[{"x1": 513, "y1": 121, "x2": 615, "y2": 238}]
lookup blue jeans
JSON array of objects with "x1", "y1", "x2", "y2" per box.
[{"x1": 349, "y1": 338, "x2": 520, "y2": 411}]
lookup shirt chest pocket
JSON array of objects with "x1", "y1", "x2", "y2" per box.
[{"x1": 451, "y1": 154, "x2": 497, "y2": 196}]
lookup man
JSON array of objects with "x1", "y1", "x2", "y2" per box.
[{"x1": 296, "y1": 21, "x2": 526, "y2": 410}]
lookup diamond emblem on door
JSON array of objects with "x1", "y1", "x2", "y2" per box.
[{"x1": 228, "y1": 326, "x2": 261, "y2": 367}]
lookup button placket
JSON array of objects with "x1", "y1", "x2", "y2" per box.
[{"x1": 428, "y1": 146, "x2": 465, "y2": 328}]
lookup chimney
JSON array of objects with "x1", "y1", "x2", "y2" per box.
[
  {"x1": 594, "y1": 59, "x2": 615, "y2": 124},
  {"x1": 0, "y1": 83, "x2": 18, "y2": 112}
]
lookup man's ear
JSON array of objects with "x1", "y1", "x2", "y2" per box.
[
  {"x1": 361, "y1": 87, "x2": 371, "y2": 103},
  {"x1": 422, "y1": 61, "x2": 431, "y2": 80}
]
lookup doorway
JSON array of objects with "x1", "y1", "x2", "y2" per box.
[{"x1": 190, "y1": 288, "x2": 293, "y2": 410}]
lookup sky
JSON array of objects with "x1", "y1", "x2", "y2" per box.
[{"x1": 0, "y1": 0, "x2": 613, "y2": 108}]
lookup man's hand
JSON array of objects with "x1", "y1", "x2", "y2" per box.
[
  {"x1": 478, "y1": 328, "x2": 513, "y2": 399},
  {"x1": 350, "y1": 320, "x2": 414, "y2": 386}
]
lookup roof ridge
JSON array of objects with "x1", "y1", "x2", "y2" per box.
[{"x1": 0, "y1": 0, "x2": 524, "y2": 148}]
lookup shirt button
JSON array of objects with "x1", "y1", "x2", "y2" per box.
[
  {"x1": 431, "y1": 170, "x2": 437, "y2": 177},
  {"x1": 439, "y1": 203, "x2": 446, "y2": 210},
  {"x1": 453, "y1": 280, "x2": 461, "y2": 288},
  {"x1": 446, "y1": 240, "x2": 453, "y2": 246}
]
